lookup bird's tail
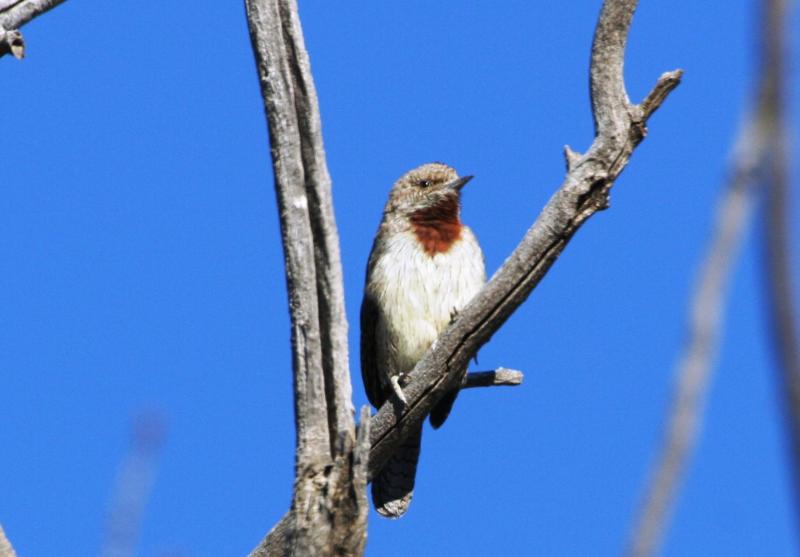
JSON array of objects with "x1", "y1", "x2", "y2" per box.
[
  {"x1": 371, "y1": 426, "x2": 422, "y2": 518},
  {"x1": 429, "y1": 389, "x2": 459, "y2": 429}
]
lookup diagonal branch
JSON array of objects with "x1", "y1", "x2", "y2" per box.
[
  {"x1": 0, "y1": 525, "x2": 17, "y2": 557},
  {"x1": 0, "y1": 0, "x2": 67, "y2": 59},
  {"x1": 247, "y1": 1, "x2": 680, "y2": 554},
  {"x1": 367, "y1": 0, "x2": 682, "y2": 480}
]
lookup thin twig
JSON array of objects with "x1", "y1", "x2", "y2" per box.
[
  {"x1": 366, "y1": 0, "x2": 681, "y2": 481},
  {"x1": 462, "y1": 368, "x2": 524, "y2": 389},
  {"x1": 623, "y1": 1, "x2": 787, "y2": 555},
  {"x1": 761, "y1": 0, "x2": 800, "y2": 529},
  {"x1": 248, "y1": 0, "x2": 680, "y2": 553}
]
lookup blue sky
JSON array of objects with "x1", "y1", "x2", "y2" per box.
[{"x1": 2, "y1": 1, "x2": 799, "y2": 556}]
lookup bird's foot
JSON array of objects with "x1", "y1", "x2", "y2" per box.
[{"x1": 390, "y1": 375, "x2": 408, "y2": 407}]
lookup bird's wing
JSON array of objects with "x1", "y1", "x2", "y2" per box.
[{"x1": 360, "y1": 291, "x2": 386, "y2": 408}]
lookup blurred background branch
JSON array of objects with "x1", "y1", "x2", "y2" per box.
[
  {"x1": 100, "y1": 412, "x2": 167, "y2": 557},
  {"x1": 760, "y1": 0, "x2": 800, "y2": 529},
  {"x1": 625, "y1": 0, "x2": 794, "y2": 555}
]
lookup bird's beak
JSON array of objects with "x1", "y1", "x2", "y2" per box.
[{"x1": 445, "y1": 175, "x2": 473, "y2": 192}]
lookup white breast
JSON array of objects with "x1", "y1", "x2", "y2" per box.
[{"x1": 369, "y1": 227, "x2": 485, "y2": 375}]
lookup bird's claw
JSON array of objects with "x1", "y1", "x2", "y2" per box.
[{"x1": 390, "y1": 375, "x2": 408, "y2": 407}]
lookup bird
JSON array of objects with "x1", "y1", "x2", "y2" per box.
[{"x1": 360, "y1": 162, "x2": 486, "y2": 518}]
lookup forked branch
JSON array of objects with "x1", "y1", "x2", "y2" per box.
[
  {"x1": 247, "y1": 0, "x2": 681, "y2": 555},
  {"x1": 367, "y1": 0, "x2": 682, "y2": 479},
  {"x1": 0, "y1": 0, "x2": 67, "y2": 59},
  {"x1": 245, "y1": 0, "x2": 365, "y2": 554}
]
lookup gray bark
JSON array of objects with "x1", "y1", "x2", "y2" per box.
[
  {"x1": 366, "y1": 0, "x2": 681, "y2": 480},
  {"x1": 246, "y1": 0, "x2": 680, "y2": 555},
  {"x1": 245, "y1": 0, "x2": 367, "y2": 555},
  {"x1": 462, "y1": 368, "x2": 524, "y2": 389},
  {"x1": 0, "y1": 526, "x2": 17, "y2": 557},
  {"x1": 0, "y1": 0, "x2": 67, "y2": 58}
]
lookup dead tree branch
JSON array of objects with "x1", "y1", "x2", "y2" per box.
[
  {"x1": 247, "y1": 0, "x2": 679, "y2": 554},
  {"x1": 624, "y1": 1, "x2": 790, "y2": 555},
  {"x1": 462, "y1": 368, "x2": 524, "y2": 389},
  {"x1": 760, "y1": 0, "x2": 800, "y2": 527},
  {"x1": 367, "y1": 0, "x2": 682, "y2": 480},
  {"x1": 0, "y1": 525, "x2": 17, "y2": 557},
  {"x1": 245, "y1": 0, "x2": 367, "y2": 554},
  {"x1": 0, "y1": 0, "x2": 67, "y2": 59}
]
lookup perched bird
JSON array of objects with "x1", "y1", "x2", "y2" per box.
[{"x1": 361, "y1": 162, "x2": 486, "y2": 518}]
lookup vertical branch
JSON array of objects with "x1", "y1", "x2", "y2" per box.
[
  {"x1": 245, "y1": 0, "x2": 365, "y2": 555},
  {"x1": 761, "y1": 0, "x2": 800, "y2": 526},
  {"x1": 624, "y1": 1, "x2": 790, "y2": 555},
  {"x1": 245, "y1": 0, "x2": 330, "y2": 469},
  {"x1": 589, "y1": 0, "x2": 634, "y2": 134},
  {"x1": 281, "y1": 0, "x2": 354, "y2": 444},
  {"x1": 247, "y1": 0, "x2": 680, "y2": 553}
]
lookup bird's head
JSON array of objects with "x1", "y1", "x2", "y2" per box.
[{"x1": 384, "y1": 162, "x2": 472, "y2": 223}]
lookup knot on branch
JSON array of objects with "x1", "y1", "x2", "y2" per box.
[
  {"x1": 577, "y1": 177, "x2": 612, "y2": 215},
  {"x1": 627, "y1": 105, "x2": 648, "y2": 143}
]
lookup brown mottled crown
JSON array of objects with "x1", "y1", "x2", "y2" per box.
[
  {"x1": 385, "y1": 162, "x2": 467, "y2": 256},
  {"x1": 385, "y1": 163, "x2": 460, "y2": 213}
]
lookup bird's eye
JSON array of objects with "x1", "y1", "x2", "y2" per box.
[{"x1": 418, "y1": 180, "x2": 431, "y2": 188}]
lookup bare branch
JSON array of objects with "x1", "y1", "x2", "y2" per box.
[
  {"x1": 245, "y1": 0, "x2": 363, "y2": 553},
  {"x1": 367, "y1": 0, "x2": 682, "y2": 481},
  {"x1": 0, "y1": 525, "x2": 17, "y2": 557},
  {"x1": 640, "y1": 71, "x2": 683, "y2": 120},
  {"x1": 0, "y1": 0, "x2": 66, "y2": 59},
  {"x1": 624, "y1": 1, "x2": 790, "y2": 555},
  {"x1": 247, "y1": 0, "x2": 680, "y2": 552},
  {"x1": 246, "y1": 0, "x2": 329, "y2": 468},
  {"x1": 462, "y1": 368, "x2": 524, "y2": 389},
  {"x1": 760, "y1": 0, "x2": 800, "y2": 526},
  {"x1": 248, "y1": 407, "x2": 371, "y2": 557}
]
